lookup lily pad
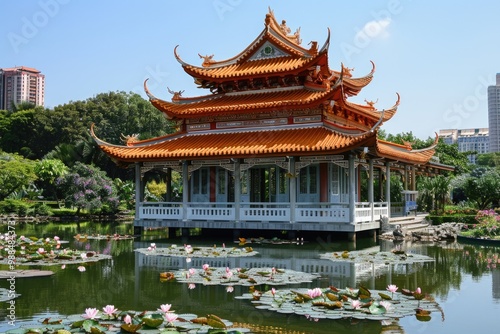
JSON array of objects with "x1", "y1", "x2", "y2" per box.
[{"x1": 142, "y1": 313, "x2": 164, "y2": 328}]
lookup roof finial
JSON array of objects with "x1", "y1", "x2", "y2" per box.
[
  {"x1": 167, "y1": 87, "x2": 184, "y2": 101},
  {"x1": 364, "y1": 98, "x2": 378, "y2": 109},
  {"x1": 198, "y1": 53, "x2": 215, "y2": 67}
]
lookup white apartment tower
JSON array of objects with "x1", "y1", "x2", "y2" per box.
[
  {"x1": 0, "y1": 66, "x2": 45, "y2": 111},
  {"x1": 488, "y1": 73, "x2": 500, "y2": 152}
]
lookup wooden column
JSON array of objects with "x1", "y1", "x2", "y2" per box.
[
  {"x1": 411, "y1": 166, "x2": 416, "y2": 191},
  {"x1": 134, "y1": 163, "x2": 141, "y2": 220},
  {"x1": 319, "y1": 163, "x2": 328, "y2": 202},
  {"x1": 165, "y1": 167, "x2": 172, "y2": 201}
]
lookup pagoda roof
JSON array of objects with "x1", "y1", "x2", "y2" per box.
[
  {"x1": 374, "y1": 134, "x2": 439, "y2": 164},
  {"x1": 91, "y1": 124, "x2": 377, "y2": 163},
  {"x1": 336, "y1": 89, "x2": 400, "y2": 124},
  {"x1": 145, "y1": 82, "x2": 340, "y2": 119},
  {"x1": 174, "y1": 8, "x2": 328, "y2": 81}
]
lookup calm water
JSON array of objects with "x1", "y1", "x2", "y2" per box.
[{"x1": 1, "y1": 221, "x2": 500, "y2": 333}]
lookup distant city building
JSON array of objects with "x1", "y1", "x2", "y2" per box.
[
  {"x1": 439, "y1": 128, "x2": 489, "y2": 164},
  {"x1": 0, "y1": 66, "x2": 45, "y2": 111},
  {"x1": 488, "y1": 73, "x2": 500, "y2": 152}
]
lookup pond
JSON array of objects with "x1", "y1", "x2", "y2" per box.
[{"x1": 1, "y1": 221, "x2": 500, "y2": 333}]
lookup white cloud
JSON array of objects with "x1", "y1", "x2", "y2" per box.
[{"x1": 355, "y1": 18, "x2": 392, "y2": 41}]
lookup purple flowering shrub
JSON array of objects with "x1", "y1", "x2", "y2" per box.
[{"x1": 56, "y1": 162, "x2": 120, "y2": 214}]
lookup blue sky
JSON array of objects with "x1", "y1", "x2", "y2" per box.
[{"x1": 1, "y1": 0, "x2": 498, "y2": 139}]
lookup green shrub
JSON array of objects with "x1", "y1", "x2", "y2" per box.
[
  {"x1": 429, "y1": 215, "x2": 476, "y2": 225},
  {"x1": 34, "y1": 203, "x2": 53, "y2": 216},
  {"x1": 0, "y1": 199, "x2": 31, "y2": 215}
]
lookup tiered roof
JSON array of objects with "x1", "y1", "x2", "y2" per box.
[{"x1": 92, "y1": 9, "x2": 442, "y2": 170}]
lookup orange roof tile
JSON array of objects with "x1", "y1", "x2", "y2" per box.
[
  {"x1": 182, "y1": 53, "x2": 324, "y2": 80},
  {"x1": 148, "y1": 86, "x2": 335, "y2": 119},
  {"x1": 375, "y1": 139, "x2": 436, "y2": 164},
  {"x1": 94, "y1": 126, "x2": 376, "y2": 163},
  {"x1": 337, "y1": 92, "x2": 400, "y2": 123}
]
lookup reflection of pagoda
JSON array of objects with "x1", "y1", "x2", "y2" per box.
[{"x1": 93, "y1": 9, "x2": 451, "y2": 240}]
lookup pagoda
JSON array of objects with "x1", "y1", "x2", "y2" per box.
[{"x1": 92, "y1": 9, "x2": 451, "y2": 240}]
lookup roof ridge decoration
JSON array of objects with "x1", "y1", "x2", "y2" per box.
[{"x1": 173, "y1": 8, "x2": 325, "y2": 71}]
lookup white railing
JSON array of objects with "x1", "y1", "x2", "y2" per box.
[
  {"x1": 295, "y1": 203, "x2": 349, "y2": 223},
  {"x1": 139, "y1": 202, "x2": 182, "y2": 220},
  {"x1": 373, "y1": 202, "x2": 389, "y2": 218},
  {"x1": 240, "y1": 203, "x2": 290, "y2": 222},
  {"x1": 187, "y1": 203, "x2": 235, "y2": 221},
  {"x1": 138, "y1": 201, "x2": 389, "y2": 223}
]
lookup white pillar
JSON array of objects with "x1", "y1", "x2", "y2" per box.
[
  {"x1": 289, "y1": 157, "x2": 296, "y2": 223},
  {"x1": 385, "y1": 161, "x2": 391, "y2": 218},
  {"x1": 234, "y1": 160, "x2": 241, "y2": 222},
  {"x1": 182, "y1": 160, "x2": 189, "y2": 221},
  {"x1": 349, "y1": 154, "x2": 356, "y2": 223}
]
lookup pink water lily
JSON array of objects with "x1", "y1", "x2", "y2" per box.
[
  {"x1": 386, "y1": 284, "x2": 398, "y2": 293},
  {"x1": 379, "y1": 301, "x2": 392, "y2": 312},
  {"x1": 307, "y1": 288, "x2": 323, "y2": 299},
  {"x1": 37, "y1": 248, "x2": 45, "y2": 254},
  {"x1": 188, "y1": 283, "x2": 196, "y2": 290},
  {"x1": 53, "y1": 236, "x2": 60, "y2": 241},
  {"x1": 124, "y1": 314, "x2": 132, "y2": 324},
  {"x1": 415, "y1": 287, "x2": 422, "y2": 294},
  {"x1": 102, "y1": 305, "x2": 118, "y2": 316},
  {"x1": 225, "y1": 267, "x2": 233, "y2": 279},
  {"x1": 202, "y1": 264, "x2": 209, "y2": 271},
  {"x1": 188, "y1": 268, "x2": 196, "y2": 276},
  {"x1": 78, "y1": 266, "x2": 86, "y2": 272},
  {"x1": 83, "y1": 307, "x2": 99, "y2": 319},
  {"x1": 165, "y1": 312, "x2": 178, "y2": 324},
  {"x1": 158, "y1": 304, "x2": 171, "y2": 313},
  {"x1": 351, "y1": 300, "x2": 361, "y2": 309},
  {"x1": 271, "y1": 288, "x2": 276, "y2": 296},
  {"x1": 226, "y1": 286, "x2": 234, "y2": 293}
]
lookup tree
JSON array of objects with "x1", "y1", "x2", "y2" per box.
[
  {"x1": 457, "y1": 168, "x2": 500, "y2": 209},
  {"x1": 434, "y1": 140, "x2": 472, "y2": 175},
  {"x1": 476, "y1": 152, "x2": 500, "y2": 168},
  {"x1": 417, "y1": 175, "x2": 451, "y2": 214},
  {"x1": 56, "y1": 162, "x2": 119, "y2": 214},
  {"x1": 0, "y1": 151, "x2": 37, "y2": 200},
  {"x1": 34, "y1": 159, "x2": 69, "y2": 202}
]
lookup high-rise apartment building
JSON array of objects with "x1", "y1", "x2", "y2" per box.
[
  {"x1": 488, "y1": 73, "x2": 500, "y2": 152},
  {"x1": 0, "y1": 66, "x2": 45, "y2": 111},
  {"x1": 439, "y1": 128, "x2": 489, "y2": 164}
]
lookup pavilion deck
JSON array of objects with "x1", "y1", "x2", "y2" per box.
[{"x1": 134, "y1": 201, "x2": 391, "y2": 234}]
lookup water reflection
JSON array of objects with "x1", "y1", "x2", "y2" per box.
[{"x1": 1, "y1": 222, "x2": 500, "y2": 333}]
